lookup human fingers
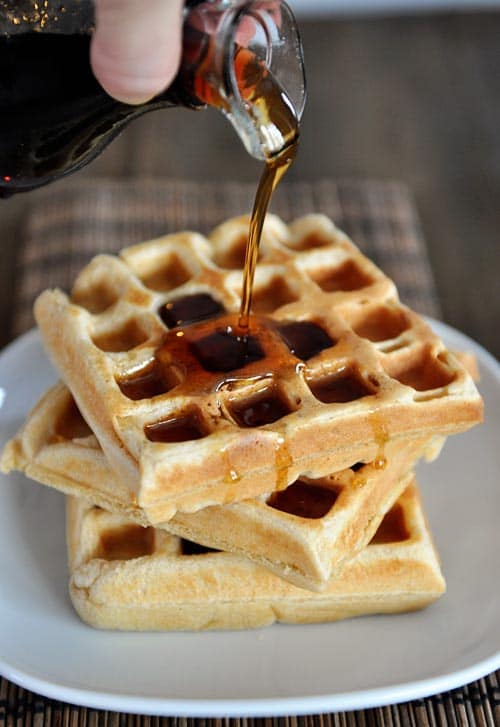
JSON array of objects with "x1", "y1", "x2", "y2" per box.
[{"x1": 91, "y1": 0, "x2": 184, "y2": 104}]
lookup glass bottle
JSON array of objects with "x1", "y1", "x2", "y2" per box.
[{"x1": 0, "y1": 0, "x2": 306, "y2": 196}]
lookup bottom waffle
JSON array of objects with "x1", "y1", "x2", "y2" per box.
[
  {"x1": 2, "y1": 382, "x2": 445, "y2": 589},
  {"x1": 67, "y1": 481, "x2": 445, "y2": 631}
]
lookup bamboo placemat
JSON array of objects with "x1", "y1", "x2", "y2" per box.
[
  {"x1": 12, "y1": 177, "x2": 439, "y2": 335},
  {"x1": 2, "y1": 177, "x2": 499, "y2": 726}
]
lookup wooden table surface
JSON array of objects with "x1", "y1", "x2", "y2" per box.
[{"x1": 1, "y1": 10, "x2": 499, "y2": 359}]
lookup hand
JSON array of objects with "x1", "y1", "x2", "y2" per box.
[{"x1": 91, "y1": 0, "x2": 184, "y2": 104}]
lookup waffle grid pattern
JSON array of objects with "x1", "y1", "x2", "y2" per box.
[{"x1": 34, "y1": 214, "x2": 481, "y2": 521}]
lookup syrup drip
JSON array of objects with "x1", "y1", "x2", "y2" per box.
[
  {"x1": 351, "y1": 462, "x2": 368, "y2": 488},
  {"x1": 275, "y1": 434, "x2": 294, "y2": 492},
  {"x1": 239, "y1": 141, "x2": 297, "y2": 331},
  {"x1": 185, "y1": 36, "x2": 301, "y2": 333},
  {"x1": 235, "y1": 46, "x2": 300, "y2": 331},
  {"x1": 220, "y1": 447, "x2": 242, "y2": 486},
  {"x1": 368, "y1": 412, "x2": 389, "y2": 471}
]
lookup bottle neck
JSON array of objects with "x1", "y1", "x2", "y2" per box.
[{"x1": 177, "y1": 1, "x2": 305, "y2": 160}]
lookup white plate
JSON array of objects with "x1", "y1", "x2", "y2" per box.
[{"x1": 0, "y1": 320, "x2": 499, "y2": 718}]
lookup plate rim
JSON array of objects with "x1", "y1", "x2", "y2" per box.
[
  {"x1": 0, "y1": 320, "x2": 499, "y2": 717},
  {"x1": 1, "y1": 650, "x2": 500, "y2": 717}
]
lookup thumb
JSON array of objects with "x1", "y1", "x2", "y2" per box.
[{"x1": 91, "y1": 0, "x2": 184, "y2": 105}]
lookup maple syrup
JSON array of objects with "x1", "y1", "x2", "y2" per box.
[
  {"x1": 0, "y1": 32, "x2": 199, "y2": 196},
  {"x1": 190, "y1": 326, "x2": 264, "y2": 373},
  {"x1": 137, "y1": 309, "x2": 347, "y2": 445},
  {"x1": 153, "y1": 313, "x2": 295, "y2": 392},
  {"x1": 145, "y1": 408, "x2": 208, "y2": 443},
  {"x1": 159, "y1": 293, "x2": 225, "y2": 329},
  {"x1": 228, "y1": 387, "x2": 291, "y2": 428},
  {"x1": 211, "y1": 13, "x2": 302, "y2": 331},
  {"x1": 117, "y1": 360, "x2": 177, "y2": 401},
  {"x1": 220, "y1": 57, "x2": 300, "y2": 404},
  {"x1": 239, "y1": 136, "x2": 298, "y2": 330},
  {"x1": 368, "y1": 412, "x2": 389, "y2": 472},
  {"x1": 276, "y1": 321, "x2": 335, "y2": 361},
  {"x1": 267, "y1": 480, "x2": 339, "y2": 519}
]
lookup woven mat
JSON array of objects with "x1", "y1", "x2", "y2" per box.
[
  {"x1": 3, "y1": 177, "x2": 499, "y2": 726},
  {"x1": 13, "y1": 177, "x2": 439, "y2": 334}
]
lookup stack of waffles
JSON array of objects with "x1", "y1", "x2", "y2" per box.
[{"x1": 1, "y1": 214, "x2": 483, "y2": 630}]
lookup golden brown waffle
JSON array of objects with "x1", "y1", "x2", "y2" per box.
[
  {"x1": 33, "y1": 214, "x2": 483, "y2": 521},
  {"x1": 2, "y1": 382, "x2": 445, "y2": 589},
  {"x1": 66, "y1": 481, "x2": 446, "y2": 631}
]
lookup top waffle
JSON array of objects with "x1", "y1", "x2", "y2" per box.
[{"x1": 33, "y1": 214, "x2": 483, "y2": 521}]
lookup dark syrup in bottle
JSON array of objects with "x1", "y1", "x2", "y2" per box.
[
  {"x1": 0, "y1": 31, "x2": 204, "y2": 197},
  {"x1": 0, "y1": 1, "x2": 305, "y2": 198}
]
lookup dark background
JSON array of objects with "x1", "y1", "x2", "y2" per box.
[{"x1": 1, "y1": 10, "x2": 499, "y2": 358}]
